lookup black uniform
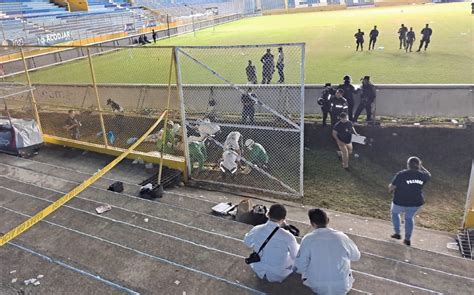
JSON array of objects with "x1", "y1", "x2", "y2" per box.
[
  {"x1": 318, "y1": 86, "x2": 335, "y2": 126},
  {"x1": 418, "y1": 27, "x2": 433, "y2": 51},
  {"x1": 260, "y1": 52, "x2": 274, "y2": 84},
  {"x1": 354, "y1": 31, "x2": 365, "y2": 51},
  {"x1": 398, "y1": 26, "x2": 408, "y2": 49},
  {"x1": 369, "y1": 28, "x2": 379, "y2": 50},
  {"x1": 241, "y1": 92, "x2": 256, "y2": 124},
  {"x1": 406, "y1": 31, "x2": 416, "y2": 52},
  {"x1": 329, "y1": 95, "x2": 348, "y2": 126},
  {"x1": 246, "y1": 64, "x2": 257, "y2": 84},
  {"x1": 353, "y1": 82, "x2": 376, "y2": 122},
  {"x1": 152, "y1": 30, "x2": 157, "y2": 43},
  {"x1": 338, "y1": 82, "x2": 356, "y2": 121}
]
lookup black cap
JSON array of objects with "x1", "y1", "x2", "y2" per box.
[{"x1": 343, "y1": 75, "x2": 351, "y2": 81}]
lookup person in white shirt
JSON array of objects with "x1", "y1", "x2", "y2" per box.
[
  {"x1": 295, "y1": 209, "x2": 360, "y2": 295},
  {"x1": 244, "y1": 204, "x2": 299, "y2": 282}
]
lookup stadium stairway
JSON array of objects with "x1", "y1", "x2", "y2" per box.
[{"x1": 0, "y1": 146, "x2": 473, "y2": 294}]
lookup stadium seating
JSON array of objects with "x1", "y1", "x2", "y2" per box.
[{"x1": 0, "y1": 0, "x2": 159, "y2": 47}]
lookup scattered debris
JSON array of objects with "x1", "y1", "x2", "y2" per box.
[
  {"x1": 451, "y1": 119, "x2": 458, "y2": 124},
  {"x1": 377, "y1": 46, "x2": 384, "y2": 50},
  {"x1": 144, "y1": 218, "x2": 149, "y2": 223},
  {"x1": 391, "y1": 119, "x2": 397, "y2": 123},
  {"x1": 24, "y1": 278, "x2": 37, "y2": 286},
  {"x1": 183, "y1": 292, "x2": 187, "y2": 295},
  {"x1": 446, "y1": 242, "x2": 459, "y2": 250},
  {"x1": 174, "y1": 280, "x2": 180, "y2": 285},
  {"x1": 354, "y1": 153, "x2": 359, "y2": 158},
  {"x1": 37, "y1": 275, "x2": 44, "y2": 279},
  {"x1": 392, "y1": 133, "x2": 398, "y2": 136},
  {"x1": 404, "y1": 259, "x2": 410, "y2": 263},
  {"x1": 349, "y1": 228, "x2": 353, "y2": 231},
  {"x1": 11, "y1": 278, "x2": 17, "y2": 283},
  {"x1": 95, "y1": 204, "x2": 112, "y2": 214},
  {"x1": 127, "y1": 137, "x2": 138, "y2": 145},
  {"x1": 9, "y1": 270, "x2": 16, "y2": 274},
  {"x1": 413, "y1": 123, "x2": 421, "y2": 126},
  {"x1": 33, "y1": 281, "x2": 40, "y2": 286},
  {"x1": 145, "y1": 163, "x2": 154, "y2": 169}
]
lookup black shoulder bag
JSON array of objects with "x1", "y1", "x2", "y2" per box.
[{"x1": 245, "y1": 227, "x2": 279, "y2": 264}]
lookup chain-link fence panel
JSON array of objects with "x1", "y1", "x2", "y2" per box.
[{"x1": 176, "y1": 44, "x2": 305, "y2": 197}]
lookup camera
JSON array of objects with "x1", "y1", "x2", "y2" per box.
[{"x1": 244, "y1": 252, "x2": 261, "y2": 264}]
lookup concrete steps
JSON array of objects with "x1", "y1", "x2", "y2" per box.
[{"x1": 0, "y1": 149, "x2": 473, "y2": 294}]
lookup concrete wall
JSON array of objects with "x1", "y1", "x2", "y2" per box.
[{"x1": 32, "y1": 83, "x2": 474, "y2": 117}]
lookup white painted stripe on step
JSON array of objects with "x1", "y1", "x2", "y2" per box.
[
  {"x1": 0, "y1": 185, "x2": 245, "y2": 259},
  {"x1": 0, "y1": 206, "x2": 266, "y2": 295},
  {"x1": 7, "y1": 242, "x2": 141, "y2": 295},
  {"x1": 0, "y1": 175, "x2": 243, "y2": 242},
  {"x1": 352, "y1": 271, "x2": 443, "y2": 294},
  {"x1": 350, "y1": 288, "x2": 372, "y2": 295},
  {"x1": 0, "y1": 181, "x2": 460, "y2": 293}
]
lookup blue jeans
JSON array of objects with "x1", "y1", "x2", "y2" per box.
[{"x1": 391, "y1": 203, "x2": 420, "y2": 241}]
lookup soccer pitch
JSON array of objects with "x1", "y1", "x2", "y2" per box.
[{"x1": 24, "y1": 3, "x2": 472, "y2": 84}]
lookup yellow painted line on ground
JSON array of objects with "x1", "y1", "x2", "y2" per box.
[{"x1": 0, "y1": 111, "x2": 167, "y2": 246}]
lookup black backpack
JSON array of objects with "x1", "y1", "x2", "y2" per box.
[{"x1": 107, "y1": 181, "x2": 124, "y2": 193}]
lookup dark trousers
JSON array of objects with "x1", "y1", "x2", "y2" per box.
[
  {"x1": 406, "y1": 40, "x2": 414, "y2": 52},
  {"x1": 346, "y1": 98, "x2": 354, "y2": 121},
  {"x1": 356, "y1": 41, "x2": 364, "y2": 51},
  {"x1": 261, "y1": 67, "x2": 273, "y2": 84},
  {"x1": 418, "y1": 38, "x2": 430, "y2": 51},
  {"x1": 277, "y1": 63, "x2": 284, "y2": 83},
  {"x1": 353, "y1": 101, "x2": 373, "y2": 122},
  {"x1": 369, "y1": 38, "x2": 377, "y2": 50},
  {"x1": 399, "y1": 37, "x2": 406, "y2": 49},
  {"x1": 321, "y1": 105, "x2": 330, "y2": 126},
  {"x1": 247, "y1": 75, "x2": 257, "y2": 84},
  {"x1": 242, "y1": 106, "x2": 255, "y2": 124}
]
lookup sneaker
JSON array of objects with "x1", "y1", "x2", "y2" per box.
[
  {"x1": 403, "y1": 239, "x2": 411, "y2": 246},
  {"x1": 391, "y1": 234, "x2": 401, "y2": 240}
]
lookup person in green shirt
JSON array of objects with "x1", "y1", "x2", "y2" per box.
[
  {"x1": 157, "y1": 120, "x2": 177, "y2": 155},
  {"x1": 245, "y1": 139, "x2": 269, "y2": 169},
  {"x1": 189, "y1": 140, "x2": 207, "y2": 172}
]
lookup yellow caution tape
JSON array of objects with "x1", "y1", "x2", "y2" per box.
[{"x1": 0, "y1": 111, "x2": 167, "y2": 246}]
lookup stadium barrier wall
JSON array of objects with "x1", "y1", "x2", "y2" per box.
[
  {"x1": 31, "y1": 84, "x2": 474, "y2": 118},
  {"x1": 262, "y1": 4, "x2": 347, "y2": 15},
  {"x1": 0, "y1": 14, "x2": 241, "y2": 72}
]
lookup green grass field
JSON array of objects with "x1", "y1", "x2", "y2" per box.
[{"x1": 24, "y1": 3, "x2": 472, "y2": 84}]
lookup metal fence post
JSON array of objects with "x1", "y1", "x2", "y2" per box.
[
  {"x1": 20, "y1": 47, "x2": 43, "y2": 135},
  {"x1": 86, "y1": 47, "x2": 109, "y2": 148}
]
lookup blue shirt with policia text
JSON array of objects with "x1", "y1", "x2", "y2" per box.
[{"x1": 391, "y1": 169, "x2": 431, "y2": 207}]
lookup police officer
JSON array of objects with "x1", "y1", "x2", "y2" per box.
[
  {"x1": 329, "y1": 88, "x2": 348, "y2": 126},
  {"x1": 317, "y1": 83, "x2": 335, "y2": 127},
  {"x1": 398, "y1": 24, "x2": 408, "y2": 50},
  {"x1": 246, "y1": 60, "x2": 257, "y2": 84},
  {"x1": 354, "y1": 29, "x2": 365, "y2": 52},
  {"x1": 338, "y1": 75, "x2": 357, "y2": 121},
  {"x1": 260, "y1": 48, "x2": 274, "y2": 84},
  {"x1": 368, "y1": 25, "x2": 379, "y2": 50},
  {"x1": 353, "y1": 76, "x2": 376, "y2": 123},
  {"x1": 417, "y1": 24, "x2": 433, "y2": 52},
  {"x1": 406, "y1": 27, "x2": 416, "y2": 53},
  {"x1": 241, "y1": 88, "x2": 256, "y2": 124}
]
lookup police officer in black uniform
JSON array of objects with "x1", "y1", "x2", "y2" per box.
[
  {"x1": 368, "y1": 25, "x2": 379, "y2": 50},
  {"x1": 260, "y1": 48, "x2": 275, "y2": 84},
  {"x1": 317, "y1": 83, "x2": 335, "y2": 127},
  {"x1": 338, "y1": 75, "x2": 357, "y2": 121},
  {"x1": 406, "y1": 27, "x2": 416, "y2": 53},
  {"x1": 354, "y1": 29, "x2": 365, "y2": 51},
  {"x1": 417, "y1": 24, "x2": 433, "y2": 52},
  {"x1": 353, "y1": 76, "x2": 376, "y2": 123},
  {"x1": 398, "y1": 24, "x2": 408, "y2": 50},
  {"x1": 329, "y1": 88, "x2": 348, "y2": 126}
]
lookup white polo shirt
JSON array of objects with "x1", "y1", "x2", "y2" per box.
[
  {"x1": 295, "y1": 227, "x2": 360, "y2": 294},
  {"x1": 244, "y1": 221, "x2": 299, "y2": 282}
]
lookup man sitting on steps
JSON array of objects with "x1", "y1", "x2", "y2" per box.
[{"x1": 243, "y1": 204, "x2": 299, "y2": 282}]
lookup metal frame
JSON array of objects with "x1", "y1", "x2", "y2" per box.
[{"x1": 175, "y1": 43, "x2": 305, "y2": 197}]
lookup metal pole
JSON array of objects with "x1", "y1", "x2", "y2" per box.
[
  {"x1": 167, "y1": 14, "x2": 170, "y2": 38},
  {"x1": 157, "y1": 49, "x2": 176, "y2": 186},
  {"x1": 191, "y1": 11, "x2": 196, "y2": 37},
  {"x1": 174, "y1": 47, "x2": 190, "y2": 180},
  {"x1": 20, "y1": 47, "x2": 43, "y2": 135},
  {"x1": 87, "y1": 47, "x2": 108, "y2": 148},
  {"x1": 298, "y1": 44, "x2": 305, "y2": 197}
]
